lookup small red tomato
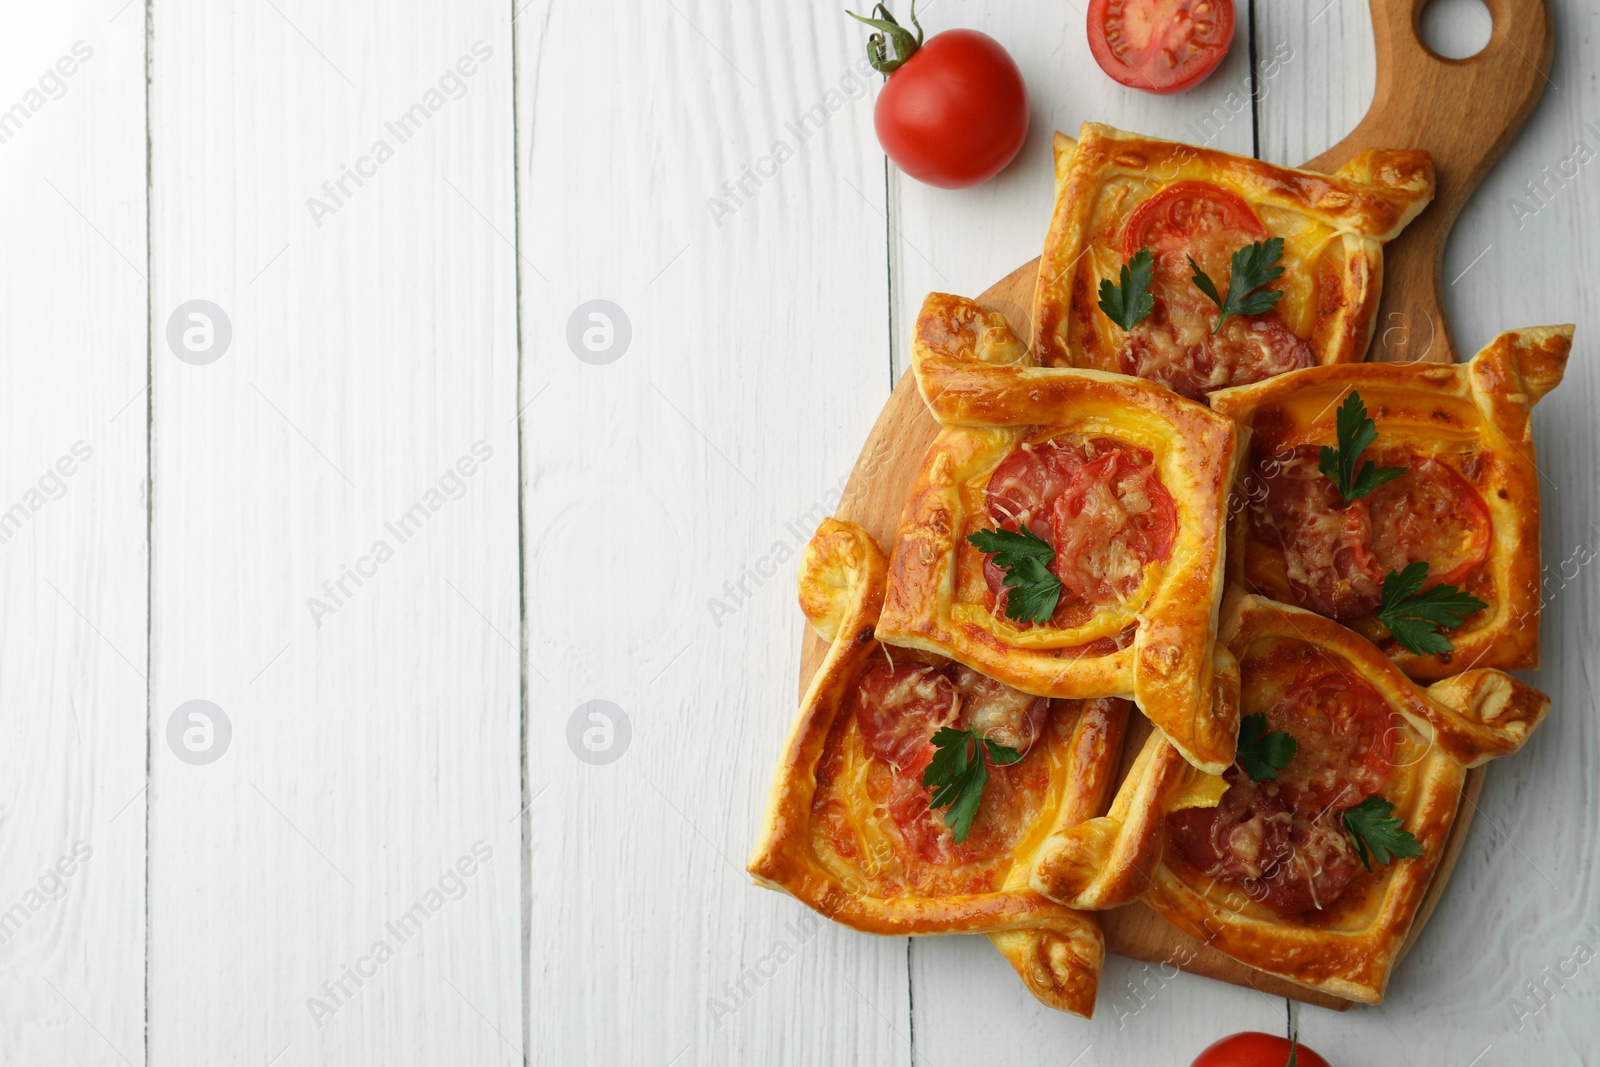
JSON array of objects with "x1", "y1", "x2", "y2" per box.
[
  {"x1": 1088, "y1": 0, "x2": 1236, "y2": 95},
  {"x1": 1192, "y1": 1032, "x2": 1332, "y2": 1067},
  {"x1": 849, "y1": 3, "x2": 1028, "y2": 189}
]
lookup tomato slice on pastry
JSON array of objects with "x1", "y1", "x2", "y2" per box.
[
  {"x1": 1249, "y1": 446, "x2": 1493, "y2": 621},
  {"x1": 1167, "y1": 669, "x2": 1395, "y2": 915},
  {"x1": 826, "y1": 656, "x2": 1056, "y2": 881},
  {"x1": 1114, "y1": 181, "x2": 1314, "y2": 398},
  {"x1": 982, "y1": 436, "x2": 1178, "y2": 625}
]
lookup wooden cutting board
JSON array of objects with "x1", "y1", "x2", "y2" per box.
[{"x1": 799, "y1": 0, "x2": 1554, "y2": 1011}]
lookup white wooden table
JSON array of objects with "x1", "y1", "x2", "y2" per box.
[{"x1": 2, "y1": 0, "x2": 1595, "y2": 1063}]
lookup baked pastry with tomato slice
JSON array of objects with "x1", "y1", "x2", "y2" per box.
[
  {"x1": 1033, "y1": 122, "x2": 1435, "y2": 399},
  {"x1": 1209, "y1": 324, "x2": 1572, "y2": 680},
  {"x1": 877, "y1": 292, "x2": 1242, "y2": 774},
  {"x1": 1031, "y1": 590, "x2": 1549, "y2": 1003},
  {"x1": 748, "y1": 519, "x2": 1131, "y2": 1016}
]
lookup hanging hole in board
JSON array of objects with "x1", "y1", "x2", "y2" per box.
[{"x1": 1419, "y1": 0, "x2": 1494, "y2": 60}]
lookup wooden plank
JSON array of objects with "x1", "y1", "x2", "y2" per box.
[
  {"x1": 146, "y1": 2, "x2": 522, "y2": 1062},
  {"x1": 0, "y1": 5, "x2": 147, "y2": 1064},
  {"x1": 516, "y1": 1, "x2": 908, "y2": 1063},
  {"x1": 1261, "y1": 0, "x2": 1600, "y2": 1060}
]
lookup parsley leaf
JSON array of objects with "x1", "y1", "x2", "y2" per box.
[
  {"x1": 1373, "y1": 561, "x2": 1489, "y2": 656},
  {"x1": 1342, "y1": 795, "x2": 1423, "y2": 870},
  {"x1": 966, "y1": 526, "x2": 1062, "y2": 624},
  {"x1": 1097, "y1": 246, "x2": 1156, "y2": 331},
  {"x1": 1188, "y1": 237, "x2": 1286, "y2": 334},
  {"x1": 1236, "y1": 712, "x2": 1297, "y2": 782},
  {"x1": 1316, "y1": 390, "x2": 1407, "y2": 505},
  {"x1": 922, "y1": 727, "x2": 1023, "y2": 843}
]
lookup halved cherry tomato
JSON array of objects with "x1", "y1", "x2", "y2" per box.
[
  {"x1": 1089, "y1": 0, "x2": 1236, "y2": 95},
  {"x1": 1193, "y1": 1032, "x2": 1332, "y2": 1067}
]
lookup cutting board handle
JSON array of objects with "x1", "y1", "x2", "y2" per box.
[{"x1": 1305, "y1": 0, "x2": 1554, "y2": 363}]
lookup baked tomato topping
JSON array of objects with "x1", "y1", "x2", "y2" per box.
[
  {"x1": 1250, "y1": 445, "x2": 1493, "y2": 620},
  {"x1": 1122, "y1": 180, "x2": 1266, "y2": 266},
  {"x1": 849, "y1": 660, "x2": 960, "y2": 771},
  {"x1": 1115, "y1": 181, "x2": 1311, "y2": 398},
  {"x1": 1269, "y1": 671, "x2": 1396, "y2": 809},
  {"x1": 1167, "y1": 670, "x2": 1395, "y2": 914},
  {"x1": 982, "y1": 436, "x2": 1176, "y2": 626},
  {"x1": 1167, "y1": 775, "x2": 1360, "y2": 915},
  {"x1": 1367, "y1": 453, "x2": 1493, "y2": 587},
  {"x1": 1251, "y1": 445, "x2": 1385, "y2": 618},
  {"x1": 838, "y1": 656, "x2": 1051, "y2": 873}
]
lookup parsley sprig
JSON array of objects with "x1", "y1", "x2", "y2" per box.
[
  {"x1": 1374, "y1": 561, "x2": 1488, "y2": 656},
  {"x1": 1097, "y1": 246, "x2": 1155, "y2": 331},
  {"x1": 1189, "y1": 237, "x2": 1285, "y2": 334},
  {"x1": 966, "y1": 526, "x2": 1062, "y2": 625},
  {"x1": 1317, "y1": 390, "x2": 1407, "y2": 505},
  {"x1": 1342, "y1": 795, "x2": 1423, "y2": 870},
  {"x1": 1236, "y1": 713, "x2": 1297, "y2": 783},
  {"x1": 922, "y1": 727, "x2": 1023, "y2": 843}
]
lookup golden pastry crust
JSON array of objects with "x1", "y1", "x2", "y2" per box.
[
  {"x1": 1033, "y1": 122, "x2": 1434, "y2": 383},
  {"x1": 1031, "y1": 642, "x2": 1240, "y2": 911},
  {"x1": 1037, "y1": 591, "x2": 1549, "y2": 1003},
  {"x1": 881, "y1": 292, "x2": 1242, "y2": 774},
  {"x1": 1209, "y1": 325, "x2": 1573, "y2": 680},
  {"x1": 749, "y1": 519, "x2": 1129, "y2": 1017}
]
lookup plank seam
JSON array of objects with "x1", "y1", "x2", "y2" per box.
[
  {"x1": 1249, "y1": 0, "x2": 1294, "y2": 1027},
  {"x1": 880, "y1": 150, "x2": 916, "y2": 1067},
  {"x1": 1248, "y1": 0, "x2": 1261, "y2": 161},
  {"x1": 883, "y1": 155, "x2": 900, "y2": 393},
  {"x1": 510, "y1": 1, "x2": 532, "y2": 1063},
  {"x1": 142, "y1": 0, "x2": 156, "y2": 1063}
]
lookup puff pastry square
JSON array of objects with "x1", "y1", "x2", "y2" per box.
[
  {"x1": 877, "y1": 292, "x2": 1242, "y2": 774},
  {"x1": 749, "y1": 519, "x2": 1132, "y2": 1017},
  {"x1": 1035, "y1": 590, "x2": 1549, "y2": 1003},
  {"x1": 1209, "y1": 325, "x2": 1573, "y2": 680},
  {"x1": 1033, "y1": 122, "x2": 1434, "y2": 398}
]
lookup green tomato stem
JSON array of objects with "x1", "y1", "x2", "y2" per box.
[{"x1": 846, "y1": 1, "x2": 923, "y2": 75}]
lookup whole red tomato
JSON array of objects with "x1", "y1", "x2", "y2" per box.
[
  {"x1": 1192, "y1": 1032, "x2": 1332, "y2": 1067},
  {"x1": 849, "y1": 3, "x2": 1028, "y2": 189}
]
